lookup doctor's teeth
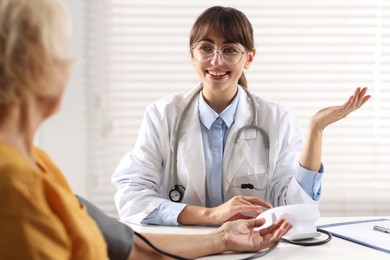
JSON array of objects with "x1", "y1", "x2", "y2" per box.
[{"x1": 209, "y1": 71, "x2": 227, "y2": 76}]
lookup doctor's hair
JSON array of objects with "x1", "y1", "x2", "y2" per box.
[
  {"x1": 0, "y1": 0, "x2": 73, "y2": 109},
  {"x1": 189, "y1": 6, "x2": 255, "y2": 89}
]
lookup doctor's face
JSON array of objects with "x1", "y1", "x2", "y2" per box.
[{"x1": 191, "y1": 32, "x2": 255, "y2": 97}]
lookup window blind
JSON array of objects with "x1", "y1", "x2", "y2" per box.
[{"x1": 85, "y1": 0, "x2": 390, "y2": 217}]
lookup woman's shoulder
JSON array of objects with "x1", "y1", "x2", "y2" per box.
[
  {"x1": 0, "y1": 144, "x2": 42, "y2": 214},
  {"x1": 0, "y1": 143, "x2": 36, "y2": 185},
  {"x1": 0, "y1": 144, "x2": 68, "y2": 191}
]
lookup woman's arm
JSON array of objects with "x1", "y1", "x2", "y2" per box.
[
  {"x1": 78, "y1": 194, "x2": 289, "y2": 259},
  {"x1": 128, "y1": 218, "x2": 291, "y2": 260},
  {"x1": 300, "y1": 87, "x2": 371, "y2": 171},
  {"x1": 129, "y1": 231, "x2": 223, "y2": 259}
]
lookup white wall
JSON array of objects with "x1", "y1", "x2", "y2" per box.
[{"x1": 37, "y1": 0, "x2": 87, "y2": 197}]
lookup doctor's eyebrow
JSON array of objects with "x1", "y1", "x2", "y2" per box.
[{"x1": 197, "y1": 37, "x2": 237, "y2": 45}]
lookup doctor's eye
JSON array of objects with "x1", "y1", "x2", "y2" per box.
[
  {"x1": 222, "y1": 46, "x2": 241, "y2": 56},
  {"x1": 198, "y1": 44, "x2": 213, "y2": 54}
]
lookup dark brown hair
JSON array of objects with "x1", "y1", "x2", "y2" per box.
[{"x1": 189, "y1": 6, "x2": 255, "y2": 88}]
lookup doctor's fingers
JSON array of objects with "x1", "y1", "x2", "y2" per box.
[
  {"x1": 235, "y1": 206, "x2": 263, "y2": 217},
  {"x1": 225, "y1": 197, "x2": 271, "y2": 216},
  {"x1": 330, "y1": 89, "x2": 370, "y2": 122},
  {"x1": 238, "y1": 195, "x2": 272, "y2": 209},
  {"x1": 352, "y1": 87, "x2": 371, "y2": 109},
  {"x1": 343, "y1": 87, "x2": 371, "y2": 112}
]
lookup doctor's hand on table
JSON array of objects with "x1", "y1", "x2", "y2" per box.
[{"x1": 178, "y1": 195, "x2": 272, "y2": 225}]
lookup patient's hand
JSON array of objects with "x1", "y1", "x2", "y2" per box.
[{"x1": 215, "y1": 218, "x2": 292, "y2": 252}]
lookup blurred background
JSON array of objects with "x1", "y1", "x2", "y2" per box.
[{"x1": 37, "y1": 0, "x2": 390, "y2": 218}]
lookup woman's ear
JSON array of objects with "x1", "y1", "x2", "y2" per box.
[{"x1": 245, "y1": 49, "x2": 256, "y2": 69}]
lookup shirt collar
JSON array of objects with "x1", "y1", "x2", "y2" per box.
[{"x1": 198, "y1": 87, "x2": 241, "y2": 129}]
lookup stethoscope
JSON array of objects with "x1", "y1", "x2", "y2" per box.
[{"x1": 169, "y1": 85, "x2": 270, "y2": 202}]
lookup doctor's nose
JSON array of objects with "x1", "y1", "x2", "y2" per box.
[{"x1": 210, "y1": 50, "x2": 224, "y2": 66}]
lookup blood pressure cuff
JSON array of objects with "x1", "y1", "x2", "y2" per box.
[{"x1": 76, "y1": 195, "x2": 133, "y2": 260}]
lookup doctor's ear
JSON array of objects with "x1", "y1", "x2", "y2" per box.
[{"x1": 245, "y1": 49, "x2": 256, "y2": 70}]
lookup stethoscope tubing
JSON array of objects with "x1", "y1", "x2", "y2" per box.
[{"x1": 170, "y1": 84, "x2": 270, "y2": 202}]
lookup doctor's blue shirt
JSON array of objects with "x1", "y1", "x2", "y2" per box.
[{"x1": 141, "y1": 87, "x2": 323, "y2": 226}]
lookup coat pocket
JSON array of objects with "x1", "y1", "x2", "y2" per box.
[{"x1": 229, "y1": 163, "x2": 268, "y2": 192}]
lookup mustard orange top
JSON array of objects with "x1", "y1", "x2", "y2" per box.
[{"x1": 0, "y1": 142, "x2": 108, "y2": 259}]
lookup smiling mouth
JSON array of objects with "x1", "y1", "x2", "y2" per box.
[{"x1": 207, "y1": 71, "x2": 228, "y2": 77}]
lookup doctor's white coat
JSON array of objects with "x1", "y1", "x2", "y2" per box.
[{"x1": 112, "y1": 86, "x2": 318, "y2": 224}]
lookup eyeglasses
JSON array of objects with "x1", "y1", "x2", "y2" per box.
[{"x1": 191, "y1": 42, "x2": 246, "y2": 66}]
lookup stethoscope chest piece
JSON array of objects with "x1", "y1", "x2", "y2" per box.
[{"x1": 169, "y1": 185, "x2": 185, "y2": 202}]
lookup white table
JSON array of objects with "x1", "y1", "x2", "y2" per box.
[{"x1": 128, "y1": 216, "x2": 390, "y2": 259}]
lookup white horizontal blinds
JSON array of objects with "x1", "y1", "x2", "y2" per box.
[
  {"x1": 85, "y1": 0, "x2": 390, "y2": 217},
  {"x1": 321, "y1": 0, "x2": 390, "y2": 217},
  {"x1": 375, "y1": 0, "x2": 390, "y2": 216}
]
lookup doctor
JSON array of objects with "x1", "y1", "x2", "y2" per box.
[{"x1": 112, "y1": 6, "x2": 370, "y2": 226}]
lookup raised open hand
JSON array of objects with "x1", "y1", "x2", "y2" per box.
[{"x1": 310, "y1": 87, "x2": 371, "y2": 130}]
